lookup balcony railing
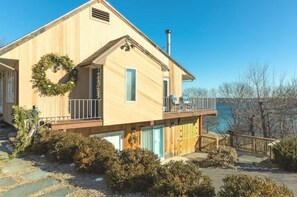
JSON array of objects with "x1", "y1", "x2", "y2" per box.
[
  {"x1": 38, "y1": 99, "x2": 102, "y2": 123},
  {"x1": 163, "y1": 97, "x2": 216, "y2": 113}
]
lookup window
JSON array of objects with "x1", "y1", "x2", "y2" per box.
[
  {"x1": 126, "y1": 68, "x2": 136, "y2": 101},
  {"x1": 6, "y1": 70, "x2": 15, "y2": 103},
  {"x1": 90, "y1": 131, "x2": 124, "y2": 150},
  {"x1": 163, "y1": 78, "x2": 169, "y2": 98}
]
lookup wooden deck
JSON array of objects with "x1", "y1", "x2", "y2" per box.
[
  {"x1": 49, "y1": 119, "x2": 103, "y2": 130},
  {"x1": 163, "y1": 109, "x2": 217, "y2": 120}
]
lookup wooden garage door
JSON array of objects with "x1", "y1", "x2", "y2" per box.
[{"x1": 179, "y1": 118, "x2": 199, "y2": 156}]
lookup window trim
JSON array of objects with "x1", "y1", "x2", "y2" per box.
[
  {"x1": 125, "y1": 67, "x2": 137, "y2": 102},
  {"x1": 6, "y1": 70, "x2": 15, "y2": 103}
]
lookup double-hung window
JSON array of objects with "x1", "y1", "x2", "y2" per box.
[
  {"x1": 6, "y1": 70, "x2": 15, "y2": 103},
  {"x1": 126, "y1": 68, "x2": 136, "y2": 102}
]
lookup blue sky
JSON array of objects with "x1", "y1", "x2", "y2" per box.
[{"x1": 1, "y1": 0, "x2": 297, "y2": 90}]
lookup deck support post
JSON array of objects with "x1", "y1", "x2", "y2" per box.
[{"x1": 198, "y1": 116, "x2": 203, "y2": 151}]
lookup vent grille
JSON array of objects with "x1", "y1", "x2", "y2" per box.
[{"x1": 92, "y1": 8, "x2": 110, "y2": 22}]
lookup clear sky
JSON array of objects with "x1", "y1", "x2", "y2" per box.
[{"x1": 1, "y1": 0, "x2": 297, "y2": 90}]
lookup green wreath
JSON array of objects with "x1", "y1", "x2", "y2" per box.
[{"x1": 32, "y1": 53, "x2": 78, "y2": 96}]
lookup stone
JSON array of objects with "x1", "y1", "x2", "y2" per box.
[
  {"x1": 23, "y1": 169, "x2": 49, "y2": 181},
  {"x1": 0, "y1": 177, "x2": 17, "y2": 187},
  {"x1": 1, "y1": 162, "x2": 32, "y2": 173},
  {"x1": 2, "y1": 178, "x2": 59, "y2": 197}
]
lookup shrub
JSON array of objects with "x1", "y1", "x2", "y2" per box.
[
  {"x1": 31, "y1": 129, "x2": 68, "y2": 155},
  {"x1": 74, "y1": 137, "x2": 116, "y2": 174},
  {"x1": 47, "y1": 132, "x2": 86, "y2": 163},
  {"x1": 106, "y1": 148, "x2": 160, "y2": 193},
  {"x1": 218, "y1": 174, "x2": 294, "y2": 197},
  {"x1": 273, "y1": 138, "x2": 297, "y2": 171},
  {"x1": 149, "y1": 161, "x2": 215, "y2": 197},
  {"x1": 11, "y1": 105, "x2": 39, "y2": 157},
  {"x1": 198, "y1": 147, "x2": 237, "y2": 169}
]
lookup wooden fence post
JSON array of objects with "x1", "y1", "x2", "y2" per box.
[{"x1": 228, "y1": 130, "x2": 234, "y2": 147}]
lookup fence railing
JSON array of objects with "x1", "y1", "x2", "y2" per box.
[
  {"x1": 38, "y1": 99, "x2": 102, "y2": 123},
  {"x1": 199, "y1": 134, "x2": 229, "y2": 152},
  {"x1": 230, "y1": 133, "x2": 277, "y2": 158},
  {"x1": 163, "y1": 97, "x2": 216, "y2": 113}
]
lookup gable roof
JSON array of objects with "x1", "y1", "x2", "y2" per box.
[
  {"x1": 78, "y1": 35, "x2": 169, "y2": 71},
  {"x1": 0, "y1": 0, "x2": 195, "y2": 80}
]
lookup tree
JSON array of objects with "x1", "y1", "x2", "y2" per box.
[{"x1": 219, "y1": 65, "x2": 297, "y2": 138}]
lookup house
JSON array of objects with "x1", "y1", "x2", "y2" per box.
[{"x1": 0, "y1": 0, "x2": 216, "y2": 159}]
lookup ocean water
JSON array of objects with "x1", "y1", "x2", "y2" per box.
[{"x1": 207, "y1": 102, "x2": 233, "y2": 133}]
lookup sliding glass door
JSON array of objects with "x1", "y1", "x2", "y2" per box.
[{"x1": 141, "y1": 126, "x2": 164, "y2": 159}]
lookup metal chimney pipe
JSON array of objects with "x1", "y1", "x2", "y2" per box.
[{"x1": 165, "y1": 29, "x2": 171, "y2": 56}]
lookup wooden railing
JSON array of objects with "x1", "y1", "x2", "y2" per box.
[
  {"x1": 230, "y1": 133, "x2": 276, "y2": 157},
  {"x1": 199, "y1": 134, "x2": 229, "y2": 152},
  {"x1": 38, "y1": 99, "x2": 102, "y2": 123},
  {"x1": 163, "y1": 97, "x2": 216, "y2": 113}
]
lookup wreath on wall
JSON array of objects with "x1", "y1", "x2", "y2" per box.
[
  {"x1": 32, "y1": 53, "x2": 78, "y2": 96},
  {"x1": 128, "y1": 133, "x2": 138, "y2": 147}
]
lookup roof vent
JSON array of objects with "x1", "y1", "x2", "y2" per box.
[{"x1": 92, "y1": 8, "x2": 110, "y2": 22}]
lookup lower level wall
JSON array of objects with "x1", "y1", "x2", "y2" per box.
[{"x1": 68, "y1": 116, "x2": 201, "y2": 159}]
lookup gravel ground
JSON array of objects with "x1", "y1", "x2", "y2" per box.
[
  {"x1": 29, "y1": 152, "x2": 297, "y2": 196},
  {"x1": 24, "y1": 155, "x2": 143, "y2": 197},
  {"x1": 190, "y1": 151, "x2": 297, "y2": 196},
  {"x1": 3, "y1": 150, "x2": 296, "y2": 196}
]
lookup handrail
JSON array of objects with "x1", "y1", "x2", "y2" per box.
[
  {"x1": 163, "y1": 97, "x2": 216, "y2": 113},
  {"x1": 38, "y1": 99, "x2": 102, "y2": 123}
]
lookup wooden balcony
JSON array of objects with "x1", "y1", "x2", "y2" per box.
[
  {"x1": 38, "y1": 99, "x2": 102, "y2": 130},
  {"x1": 163, "y1": 97, "x2": 217, "y2": 119}
]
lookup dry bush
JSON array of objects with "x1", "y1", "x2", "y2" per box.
[
  {"x1": 198, "y1": 147, "x2": 237, "y2": 169},
  {"x1": 74, "y1": 137, "x2": 116, "y2": 174},
  {"x1": 218, "y1": 174, "x2": 294, "y2": 197},
  {"x1": 47, "y1": 132, "x2": 86, "y2": 163},
  {"x1": 106, "y1": 148, "x2": 160, "y2": 193},
  {"x1": 273, "y1": 138, "x2": 297, "y2": 171},
  {"x1": 149, "y1": 161, "x2": 215, "y2": 197}
]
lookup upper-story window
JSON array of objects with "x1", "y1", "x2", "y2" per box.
[
  {"x1": 6, "y1": 70, "x2": 15, "y2": 103},
  {"x1": 126, "y1": 68, "x2": 136, "y2": 102}
]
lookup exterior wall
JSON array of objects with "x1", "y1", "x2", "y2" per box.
[
  {"x1": 0, "y1": 1, "x2": 189, "y2": 123},
  {"x1": 69, "y1": 116, "x2": 200, "y2": 159},
  {"x1": 163, "y1": 117, "x2": 200, "y2": 157},
  {"x1": 103, "y1": 47, "x2": 163, "y2": 126},
  {"x1": 0, "y1": 11, "x2": 84, "y2": 122},
  {"x1": 169, "y1": 60, "x2": 183, "y2": 97},
  {"x1": 79, "y1": 3, "x2": 169, "y2": 67}
]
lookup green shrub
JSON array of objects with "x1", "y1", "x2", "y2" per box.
[
  {"x1": 74, "y1": 137, "x2": 116, "y2": 173},
  {"x1": 11, "y1": 105, "x2": 39, "y2": 157},
  {"x1": 106, "y1": 148, "x2": 160, "y2": 193},
  {"x1": 198, "y1": 147, "x2": 237, "y2": 169},
  {"x1": 149, "y1": 161, "x2": 215, "y2": 197},
  {"x1": 47, "y1": 132, "x2": 86, "y2": 163},
  {"x1": 273, "y1": 138, "x2": 297, "y2": 171},
  {"x1": 218, "y1": 174, "x2": 294, "y2": 197}
]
